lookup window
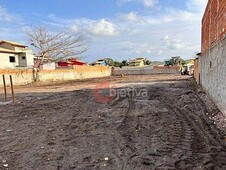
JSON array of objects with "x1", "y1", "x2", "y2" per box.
[
  {"x1": 22, "y1": 56, "x2": 26, "y2": 60},
  {"x1": 9, "y1": 56, "x2": 15, "y2": 63}
]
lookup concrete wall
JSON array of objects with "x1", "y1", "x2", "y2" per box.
[
  {"x1": 39, "y1": 65, "x2": 111, "y2": 82},
  {"x1": 0, "y1": 53, "x2": 22, "y2": 69},
  {"x1": 0, "y1": 69, "x2": 34, "y2": 86},
  {"x1": 200, "y1": 38, "x2": 226, "y2": 116},
  {"x1": 113, "y1": 66, "x2": 180, "y2": 75},
  {"x1": 200, "y1": 0, "x2": 226, "y2": 117},
  {"x1": 24, "y1": 49, "x2": 35, "y2": 68},
  {"x1": 0, "y1": 65, "x2": 112, "y2": 86}
]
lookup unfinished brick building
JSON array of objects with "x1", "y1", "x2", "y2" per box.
[{"x1": 200, "y1": 0, "x2": 226, "y2": 115}]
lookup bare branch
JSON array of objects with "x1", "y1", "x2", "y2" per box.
[{"x1": 24, "y1": 26, "x2": 89, "y2": 65}]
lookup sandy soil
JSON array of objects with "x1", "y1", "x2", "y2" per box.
[{"x1": 0, "y1": 75, "x2": 226, "y2": 169}]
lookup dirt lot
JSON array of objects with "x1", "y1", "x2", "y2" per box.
[{"x1": 0, "y1": 75, "x2": 226, "y2": 169}]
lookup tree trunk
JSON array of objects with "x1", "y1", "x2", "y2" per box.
[
  {"x1": 34, "y1": 68, "x2": 40, "y2": 82},
  {"x1": 34, "y1": 58, "x2": 44, "y2": 82}
]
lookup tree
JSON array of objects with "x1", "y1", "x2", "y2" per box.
[
  {"x1": 170, "y1": 56, "x2": 185, "y2": 66},
  {"x1": 105, "y1": 58, "x2": 114, "y2": 66},
  {"x1": 113, "y1": 61, "x2": 121, "y2": 67},
  {"x1": 144, "y1": 59, "x2": 151, "y2": 65},
  {"x1": 121, "y1": 60, "x2": 128, "y2": 66},
  {"x1": 24, "y1": 26, "x2": 88, "y2": 81}
]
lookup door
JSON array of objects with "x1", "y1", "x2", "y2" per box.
[{"x1": 18, "y1": 54, "x2": 27, "y2": 67}]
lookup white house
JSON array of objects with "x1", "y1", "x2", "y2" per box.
[{"x1": 0, "y1": 40, "x2": 35, "y2": 69}]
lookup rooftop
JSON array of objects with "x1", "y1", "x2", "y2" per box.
[
  {"x1": 0, "y1": 47, "x2": 18, "y2": 54},
  {"x1": 0, "y1": 40, "x2": 27, "y2": 47}
]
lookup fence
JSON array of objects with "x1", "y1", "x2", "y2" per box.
[
  {"x1": 0, "y1": 65, "x2": 180, "y2": 86},
  {"x1": 0, "y1": 65, "x2": 112, "y2": 86},
  {"x1": 113, "y1": 66, "x2": 180, "y2": 75}
]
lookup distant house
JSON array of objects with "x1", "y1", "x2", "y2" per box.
[
  {"x1": 187, "y1": 59, "x2": 195, "y2": 75},
  {"x1": 91, "y1": 59, "x2": 108, "y2": 66},
  {"x1": 0, "y1": 40, "x2": 35, "y2": 69},
  {"x1": 58, "y1": 58, "x2": 86, "y2": 67},
  {"x1": 34, "y1": 58, "x2": 56, "y2": 70},
  {"x1": 128, "y1": 57, "x2": 145, "y2": 67}
]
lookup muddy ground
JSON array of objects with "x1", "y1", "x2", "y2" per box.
[{"x1": 0, "y1": 75, "x2": 226, "y2": 170}]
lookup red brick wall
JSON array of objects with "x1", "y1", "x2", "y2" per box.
[
  {"x1": 202, "y1": 0, "x2": 226, "y2": 54},
  {"x1": 194, "y1": 58, "x2": 199, "y2": 84}
]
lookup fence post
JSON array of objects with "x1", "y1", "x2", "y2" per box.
[
  {"x1": 2, "y1": 75, "x2": 7, "y2": 102},
  {"x1": 9, "y1": 75, "x2": 15, "y2": 103}
]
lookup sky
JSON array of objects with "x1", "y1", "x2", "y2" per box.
[{"x1": 0, "y1": 0, "x2": 208, "y2": 62}]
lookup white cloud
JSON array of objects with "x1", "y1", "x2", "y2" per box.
[
  {"x1": 121, "y1": 41, "x2": 154, "y2": 54},
  {"x1": 118, "y1": 0, "x2": 158, "y2": 7},
  {"x1": 162, "y1": 35, "x2": 185, "y2": 50},
  {"x1": 188, "y1": 0, "x2": 208, "y2": 7},
  {"x1": 0, "y1": 0, "x2": 209, "y2": 63},
  {"x1": 122, "y1": 12, "x2": 139, "y2": 22},
  {"x1": 44, "y1": 15, "x2": 118, "y2": 38},
  {"x1": 157, "y1": 50, "x2": 163, "y2": 55},
  {"x1": 0, "y1": 6, "x2": 15, "y2": 22},
  {"x1": 70, "y1": 25, "x2": 79, "y2": 32},
  {"x1": 141, "y1": 0, "x2": 158, "y2": 7},
  {"x1": 0, "y1": 27, "x2": 25, "y2": 42},
  {"x1": 36, "y1": 0, "x2": 208, "y2": 62},
  {"x1": 0, "y1": 6, "x2": 24, "y2": 43},
  {"x1": 88, "y1": 19, "x2": 117, "y2": 37},
  {"x1": 161, "y1": 9, "x2": 200, "y2": 22},
  {"x1": 187, "y1": 0, "x2": 208, "y2": 13},
  {"x1": 46, "y1": 15, "x2": 117, "y2": 37}
]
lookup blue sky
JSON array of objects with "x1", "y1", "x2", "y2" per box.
[{"x1": 0, "y1": 0, "x2": 207, "y2": 62}]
